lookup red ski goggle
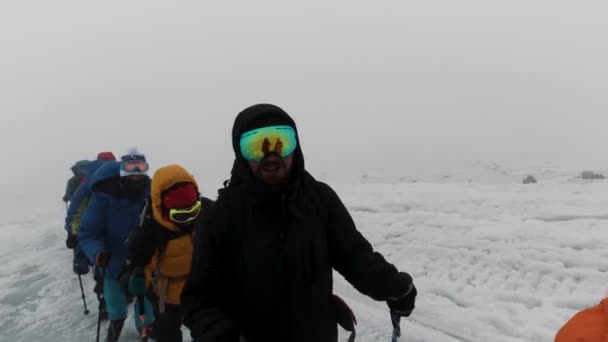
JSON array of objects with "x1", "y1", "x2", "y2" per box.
[{"x1": 121, "y1": 160, "x2": 149, "y2": 175}]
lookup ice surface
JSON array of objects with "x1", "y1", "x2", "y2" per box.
[{"x1": 2, "y1": 163, "x2": 608, "y2": 341}]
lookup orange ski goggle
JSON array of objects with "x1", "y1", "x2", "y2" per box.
[{"x1": 239, "y1": 125, "x2": 297, "y2": 162}]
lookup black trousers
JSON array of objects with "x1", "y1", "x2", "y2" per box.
[{"x1": 151, "y1": 296, "x2": 183, "y2": 342}]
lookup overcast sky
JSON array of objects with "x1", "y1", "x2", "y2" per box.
[{"x1": 1, "y1": 1, "x2": 606, "y2": 194}]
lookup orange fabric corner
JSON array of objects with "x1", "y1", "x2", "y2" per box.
[{"x1": 555, "y1": 298, "x2": 608, "y2": 342}]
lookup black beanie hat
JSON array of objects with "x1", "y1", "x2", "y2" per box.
[{"x1": 231, "y1": 104, "x2": 296, "y2": 156}]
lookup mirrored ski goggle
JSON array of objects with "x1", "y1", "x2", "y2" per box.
[
  {"x1": 121, "y1": 160, "x2": 149, "y2": 174},
  {"x1": 168, "y1": 200, "x2": 202, "y2": 224},
  {"x1": 239, "y1": 125, "x2": 297, "y2": 162}
]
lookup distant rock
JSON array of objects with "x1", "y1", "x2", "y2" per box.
[
  {"x1": 581, "y1": 171, "x2": 605, "y2": 180},
  {"x1": 522, "y1": 175, "x2": 537, "y2": 184}
]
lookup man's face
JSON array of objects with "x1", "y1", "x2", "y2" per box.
[{"x1": 248, "y1": 154, "x2": 293, "y2": 185}]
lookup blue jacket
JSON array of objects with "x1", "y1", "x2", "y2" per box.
[
  {"x1": 64, "y1": 159, "x2": 112, "y2": 234},
  {"x1": 78, "y1": 161, "x2": 150, "y2": 279}
]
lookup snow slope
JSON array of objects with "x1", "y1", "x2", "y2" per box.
[{"x1": 2, "y1": 167, "x2": 608, "y2": 341}]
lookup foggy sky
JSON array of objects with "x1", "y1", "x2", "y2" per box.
[{"x1": 1, "y1": 0, "x2": 607, "y2": 195}]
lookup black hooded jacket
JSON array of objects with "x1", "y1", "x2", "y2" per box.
[{"x1": 181, "y1": 104, "x2": 411, "y2": 342}]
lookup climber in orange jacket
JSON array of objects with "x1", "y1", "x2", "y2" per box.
[{"x1": 126, "y1": 164, "x2": 213, "y2": 342}]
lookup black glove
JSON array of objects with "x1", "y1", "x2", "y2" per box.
[
  {"x1": 332, "y1": 294, "x2": 357, "y2": 332},
  {"x1": 387, "y1": 272, "x2": 417, "y2": 317},
  {"x1": 65, "y1": 232, "x2": 78, "y2": 249}
]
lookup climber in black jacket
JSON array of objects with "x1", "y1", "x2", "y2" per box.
[{"x1": 181, "y1": 103, "x2": 417, "y2": 342}]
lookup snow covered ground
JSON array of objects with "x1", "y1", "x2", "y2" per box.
[{"x1": 1, "y1": 164, "x2": 608, "y2": 341}]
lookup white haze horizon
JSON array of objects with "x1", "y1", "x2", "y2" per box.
[{"x1": 1, "y1": 0, "x2": 607, "y2": 204}]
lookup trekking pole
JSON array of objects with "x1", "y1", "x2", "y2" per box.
[
  {"x1": 96, "y1": 267, "x2": 105, "y2": 342},
  {"x1": 348, "y1": 328, "x2": 356, "y2": 342},
  {"x1": 77, "y1": 274, "x2": 89, "y2": 315},
  {"x1": 391, "y1": 314, "x2": 401, "y2": 342},
  {"x1": 137, "y1": 295, "x2": 148, "y2": 342}
]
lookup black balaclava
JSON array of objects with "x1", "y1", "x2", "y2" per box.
[
  {"x1": 228, "y1": 104, "x2": 305, "y2": 191},
  {"x1": 121, "y1": 176, "x2": 148, "y2": 197}
]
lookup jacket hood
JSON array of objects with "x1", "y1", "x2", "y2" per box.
[
  {"x1": 89, "y1": 161, "x2": 121, "y2": 188},
  {"x1": 71, "y1": 160, "x2": 91, "y2": 177},
  {"x1": 85, "y1": 159, "x2": 112, "y2": 182},
  {"x1": 151, "y1": 164, "x2": 199, "y2": 231},
  {"x1": 228, "y1": 103, "x2": 305, "y2": 187}
]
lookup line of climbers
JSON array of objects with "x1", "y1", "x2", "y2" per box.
[
  {"x1": 62, "y1": 103, "x2": 429, "y2": 342},
  {"x1": 63, "y1": 104, "x2": 599, "y2": 342}
]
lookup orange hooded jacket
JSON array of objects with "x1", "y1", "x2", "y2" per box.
[{"x1": 146, "y1": 165, "x2": 200, "y2": 305}]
